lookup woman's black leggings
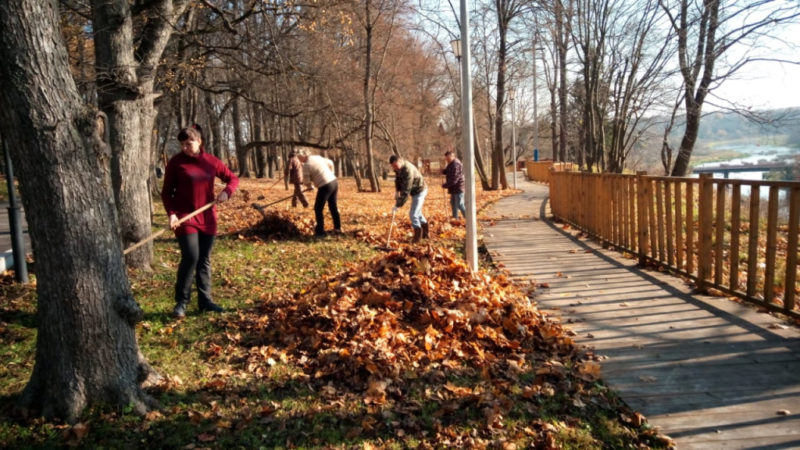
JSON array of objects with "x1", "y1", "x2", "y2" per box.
[
  {"x1": 314, "y1": 180, "x2": 341, "y2": 235},
  {"x1": 175, "y1": 232, "x2": 215, "y2": 306}
]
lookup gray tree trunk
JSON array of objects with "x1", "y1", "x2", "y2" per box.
[
  {"x1": 0, "y1": 0, "x2": 155, "y2": 422},
  {"x1": 233, "y1": 97, "x2": 250, "y2": 177},
  {"x1": 557, "y1": 0, "x2": 570, "y2": 164},
  {"x1": 363, "y1": 1, "x2": 380, "y2": 193},
  {"x1": 472, "y1": 121, "x2": 491, "y2": 190},
  {"x1": 91, "y1": 0, "x2": 188, "y2": 270}
]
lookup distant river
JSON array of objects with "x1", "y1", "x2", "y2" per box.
[{"x1": 693, "y1": 144, "x2": 799, "y2": 181}]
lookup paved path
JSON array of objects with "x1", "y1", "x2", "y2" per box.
[{"x1": 481, "y1": 178, "x2": 800, "y2": 449}]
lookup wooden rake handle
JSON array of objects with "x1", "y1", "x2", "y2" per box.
[
  {"x1": 123, "y1": 202, "x2": 215, "y2": 255},
  {"x1": 386, "y1": 208, "x2": 397, "y2": 247}
]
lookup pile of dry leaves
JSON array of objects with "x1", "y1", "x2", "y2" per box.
[
  {"x1": 240, "y1": 209, "x2": 315, "y2": 240},
  {"x1": 224, "y1": 246, "x2": 607, "y2": 410}
]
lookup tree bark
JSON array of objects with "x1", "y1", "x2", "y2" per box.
[
  {"x1": 557, "y1": 0, "x2": 570, "y2": 164},
  {"x1": 233, "y1": 97, "x2": 250, "y2": 177},
  {"x1": 362, "y1": 0, "x2": 380, "y2": 192},
  {"x1": 0, "y1": 0, "x2": 155, "y2": 422},
  {"x1": 472, "y1": 121, "x2": 491, "y2": 190},
  {"x1": 91, "y1": 0, "x2": 188, "y2": 270}
]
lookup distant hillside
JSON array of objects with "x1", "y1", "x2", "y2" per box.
[
  {"x1": 678, "y1": 107, "x2": 800, "y2": 147},
  {"x1": 633, "y1": 107, "x2": 800, "y2": 173}
]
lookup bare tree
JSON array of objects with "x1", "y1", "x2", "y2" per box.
[
  {"x1": 571, "y1": 0, "x2": 675, "y2": 173},
  {"x1": 555, "y1": 0, "x2": 572, "y2": 163},
  {"x1": 488, "y1": 0, "x2": 528, "y2": 189},
  {"x1": 660, "y1": 0, "x2": 800, "y2": 176},
  {"x1": 360, "y1": 0, "x2": 395, "y2": 191}
]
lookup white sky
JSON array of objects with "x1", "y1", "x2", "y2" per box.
[{"x1": 712, "y1": 61, "x2": 800, "y2": 110}]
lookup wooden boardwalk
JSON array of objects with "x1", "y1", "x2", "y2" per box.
[{"x1": 481, "y1": 178, "x2": 800, "y2": 449}]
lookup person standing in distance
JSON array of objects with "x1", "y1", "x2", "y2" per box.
[
  {"x1": 390, "y1": 154, "x2": 429, "y2": 243},
  {"x1": 286, "y1": 150, "x2": 309, "y2": 208},
  {"x1": 297, "y1": 148, "x2": 341, "y2": 236},
  {"x1": 441, "y1": 151, "x2": 466, "y2": 220},
  {"x1": 161, "y1": 126, "x2": 239, "y2": 318}
]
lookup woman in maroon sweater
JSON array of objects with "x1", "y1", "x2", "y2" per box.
[{"x1": 161, "y1": 127, "x2": 239, "y2": 318}]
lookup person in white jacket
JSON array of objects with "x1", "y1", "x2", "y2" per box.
[{"x1": 297, "y1": 148, "x2": 341, "y2": 236}]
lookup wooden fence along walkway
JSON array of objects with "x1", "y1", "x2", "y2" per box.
[
  {"x1": 482, "y1": 177, "x2": 800, "y2": 448},
  {"x1": 529, "y1": 163, "x2": 799, "y2": 319}
]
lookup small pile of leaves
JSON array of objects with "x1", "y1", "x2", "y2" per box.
[
  {"x1": 235, "y1": 246, "x2": 589, "y2": 392},
  {"x1": 237, "y1": 209, "x2": 315, "y2": 240}
]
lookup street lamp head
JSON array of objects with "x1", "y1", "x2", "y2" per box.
[{"x1": 450, "y1": 39, "x2": 461, "y2": 59}]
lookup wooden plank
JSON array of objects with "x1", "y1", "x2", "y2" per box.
[
  {"x1": 715, "y1": 181, "x2": 726, "y2": 286},
  {"x1": 665, "y1": 180, "x2": 675, "y2": 267},
  {"x1": 675, "y1": 181, "x2": 684, "y2": 271},
  {"x1": 622, "y1": 176, "x2": 630, "y2": 248},
  {"x1": 610, "y1": 176, "x2": 618, "y2": 245},
  {"x1": 729, "y1": 185, "x2": 741, "y2": 292},
  {"x1": 581, "y1": 174, "x2": 587, "y2": 230},
  {"x1": 629, "y1": 177, "x2": 637, "y2": 252},
  {"x1": 686, "y1": 181, "x2": 695, "y2": 275},
  {"x1": 764, "y1": 186, "x2": 779, "y2": 304},
  {"x1": 637, "y1": 172, "x2": 649, "y2": 265},
  {"x1": 593, "y1": 175, "x2": 600, "y2": 237},
  {"x1": 648, "y1": 178, "x2": 657, "y2": 259},
  {"x1": 618, "y1": 177, "x2": 625, "y2": 248},
  {"x1": 747, "y1": 187, "x2": 760, "y2": 297},
  {"x1": 698, "y1": 174, "x2": 714, "y2": 292},
  {"x1": 604, "y1": 175, "x2": 612, "y2": 247},
  {"x1": 656, "y1": 180, "x2": 666, "y2": 262},
  {"x1": 785, "y1": 187, "x2": 800, "y2": 311},
  {"x1": 618, "y1": 176, "x2": 625, "y2": 248}
]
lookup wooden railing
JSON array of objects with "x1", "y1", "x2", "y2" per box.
[
  {"x1": 526, "y1": 161, "x2": 578, "y2": 183},
  {"x1": 549, "y1": 171, "x2": 800, "y2": 318}
]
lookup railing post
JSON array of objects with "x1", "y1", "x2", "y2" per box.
[
  {"x1": 784, "y1": 186, "x2": 799, "y2": 311},
  {"x1": 602, "y1": 174, "x2": 611, "y2": 248},
  {"x1": 636, "y1": 171, "x2": 649, "y2": 266},
  {"x1": 697, "y1": 174, "x2": 714, "y2": 293}
]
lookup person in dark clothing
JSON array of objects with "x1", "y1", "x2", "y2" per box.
[
  {"x1": 442, "y1": 151, "x2": 466, "y2": 219},
  {"x1": 390, "y1": 154, "x2": 429, "y2": 242},
  {"x1": 287, "y1": 150, "x2": 309, "y2": 208},
  {"x1": 161, "y1": 126, "x2": 239, "y2": 318}
]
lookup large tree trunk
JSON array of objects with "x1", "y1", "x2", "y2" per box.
[
  {"x1": 91, "y1": 0, "x2": 188, "y2": 270},
  {"x1": 363, "y1": 2, "x2": 380, "y2": 193},
  {"x1": 233, "y1": 97, "x2": 250, "y2": 177},
  {"x1": 472, "y1": 121, "x2": 491, "y2": 190},
  {"x1": 550, "y1": 85, "x2": 559, "y2": 162},
  {"x1": 0, "y1": 0, "x2": 155, "y2": 422},
  {"x1": 252, "y1": 105, "x2": 267, "y2": 178},
  {"x1": 556, "y1": 0, "x2": 569, "y2": 163},
  {"x1": 92, "y1": 0, "x2": 151, "y2": 269},
  {"x1": 671, "y1": 104, "x2": 701, "y2": 176}
]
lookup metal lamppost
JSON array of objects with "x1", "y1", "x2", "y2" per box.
[
  {"x1": 453, "y1": 7, "x2": 477, "y2": 271},
  {"x1": 2, "y1": 139, "x2": 27, "y2": 282},
  {"x1": 532, "y1": 40, "x2": 541, "y2": 161},
  {"x1": 508, "y1": 88, "x2": 516, "y2": 189}
]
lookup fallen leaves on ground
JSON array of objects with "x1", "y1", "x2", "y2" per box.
[
  {"x1": 239, "y1": 245, "x2": 577, "y2": 389},
  {"x1": 216, "y1": 179, "x2": 509, "y2": 248},
  {"x1": 209, "y1": 244, "x2": 660, "y2": 446}
]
